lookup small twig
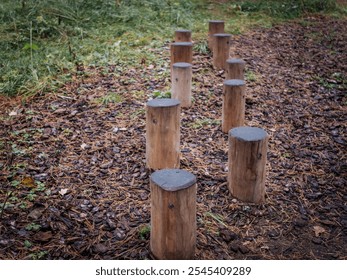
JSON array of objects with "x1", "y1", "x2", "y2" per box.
[
  {"x1": 57, "y1": 95, "x2": 76, "y2": 100},
  {"x1": 0, "y1": 191, "x2": 12, "y2": 221}
]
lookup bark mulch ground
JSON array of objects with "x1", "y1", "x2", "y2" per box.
[{"x1": 0, "y1": 15, "x2": 346, "y2": 260}]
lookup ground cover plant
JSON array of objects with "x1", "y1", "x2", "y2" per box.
[
  {"x1": 0, "y1": 1, "x2": 346, "y2": 259},
  {"x1": 0, "y1": 0, "x2": 204, "y2": 96},
  {"x1": 1, "y1": 0, "x2": 344, "y2": 97}
]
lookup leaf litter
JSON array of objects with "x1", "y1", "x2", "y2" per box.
[{"x1": 0, "y1": 16, "x2": 346, "y2": 260}]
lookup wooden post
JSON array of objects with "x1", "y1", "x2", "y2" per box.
[
  {"x1": 146, "y1": 99, "x2": 180, "y2": 169},
  {"x1": 226, "y1": 58, "x2": 245, "y2": 80},
  {"x1": 222, "y1": 79, "x2": 245, "y2": 133},
  {"x1": 150, "y1": 169, "x2": 197, "y2": 259},
  {"x1": 175, "y1": 29, "x2": 192, "y2": 42},
  {"x1": 228, "y1": 127, "x2": 268, "y2": 203},
  {"x1": 213, "y1": 33, "x2": 231, "y2": 70},
  {"x1": 170, "y1": 42, "x2": 193, "y2": 78},
  {"x1": 172, "y1": 62, "x2": 192, "y2": 108},
  {"x1": 208, "y1": 20, "x2": 225, "y2": 51}
]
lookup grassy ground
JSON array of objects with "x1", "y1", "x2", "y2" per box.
[{"x1": 0, "y1": 0, "x2": 345, "y2": 97}]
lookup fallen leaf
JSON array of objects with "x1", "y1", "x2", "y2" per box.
[
  {"x1": 21, "y1": 177, "x2": 36, "y2": 188},
  {"x1": 313, "y1": 226, "x2": 326, "y2": 237},
  {"x1": 33, "y1": 231, "x2": 53, "y2": 242},
  {"x1": 59, "y1": 188, "x2": 68, "y2": 196},
  {"x1": 94, "y1": 243, "x2": 108, "y2": 254},
  {"x1": 28, "y1": 208, "x2": 45, "y2": 220},
  {"x1": 100, "y1": 160, "x2": 113, "y2": 169}
]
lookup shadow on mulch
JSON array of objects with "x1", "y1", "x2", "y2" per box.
[{"x1": 0, "y1": 15, "x2": 346, "y2": 260}]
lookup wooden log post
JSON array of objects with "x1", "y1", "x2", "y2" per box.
[
  {"x1": 213, "y1": 33, "x2": 231, "y2": 70},
  {"x1": 208, "y1": 20, "x2": 225, "y2": 51},
  {"x1": 222, "y1": 79, "x2": 246, "y2": 133},
  {"x1": 175, "y1": 29, "x2": 192, "y2": 42},
  {"x1": 146, "y1": 99, "x2": 180, "y2": 170},
  {"x1": 171, "y1": 62, "x2": 192, "y2": 108},
  {"x1": 228, "y1": 127, "x2": 268, "y2": 203},
  {"x1": 170, "y1": 42, "x2": 193, "y2": 79},
  {"x1": 226, "y1": 58, "x2": 245, "y2": 80},
  {"x1": 150, "y1": 169, "x2": 197, "y2": 259}
]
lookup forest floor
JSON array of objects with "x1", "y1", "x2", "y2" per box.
[{"x1": 0, "y1": 15, "x2": 346, "y2": 260}]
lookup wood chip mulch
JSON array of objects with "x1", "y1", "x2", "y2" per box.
[{"x1": 0, "y1": 15, "x2": 346, "y2": 260}]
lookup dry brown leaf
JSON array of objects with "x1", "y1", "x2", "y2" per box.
[
  {"x1": 33, "y1": 231, "x2": 53, "y2": 242},
  {"x1": 313, "y1": 226, "x2": 326, "y2": 237}
]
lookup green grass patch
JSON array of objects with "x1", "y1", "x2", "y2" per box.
[
  {"x1": 190, "y1": 118, "x2": 220, "y2": 129},
  {"x1": 94, "y1": 92, "x2": 123, "y2": 106},
  {"x1": 0, "y1": 0, "x2": 204, "y2": 96},
  {"x1": 138, "y1": 224, "x2": 151, "y2": 240},
  {"x1": 0, "y1": 0, "x2": 345, "y2": 97},
  {"x1": 152, "y1": 90, "x2": 171, "y2": 99},
  {"x1": 245, "y1": 70, "x2": 259, "y2": 82}
]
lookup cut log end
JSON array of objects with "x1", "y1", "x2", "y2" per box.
[
  {"x1": 224, "y1": 79, "x2": 245, "y2": 87},
  {"x1": 147, "y1": 98, "x2": 180, "y2": 108},
  {"x1": 175, "y1": 29, "x2": 191, "y2": 33},
  {"x1": 209, "y1": 20, "x2": 225, "y2": 24},
  {"x1": 229, "y1": 126, "x2": 268, "y2": 142},
  {"x1": 172, "y1": 62, "x2": 192, "y2": 69},
  {"x1": 170, "y1": 42, "x2": 193, "y2": 47},
  {"x1": 226, "y1": 58, "x2": 245, "y2": 65},
  {"x1": 151, "y1": 169, "x2": 197, "y2": 192},
  {"x1": 213, "y1": 33, "x2": 232, "y2": 38}
]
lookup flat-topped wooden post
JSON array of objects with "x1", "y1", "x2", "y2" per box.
[
  {"x1": 170, "y1": 42, "x2": 193, "y2": 78},
  {"x1": 228, "y1": 127, "x2": 268, "y2": 203},
  {"x1": 222, "y1": 79, "x2": 245, "y2": 133},
  {"x1": 208, "y1": 20, "x2": 225, "y2": 50},
  {"x1": 175, "y1": 29, "x2": 192, "y2": 42},
  {"x1": 213, "y1": 33, "x2": 231, "y2": 70},
  {"x1": 150, "y1": 169, "x2": 197, "y2": 259},
  {"x1": 172, "y1": 62, "x2": 192, "y2": 108},
  {"x1": 146, "y1": 99, "x2": 180, "y2": 169},
  {"x1": 226, "y1": 58, "x2": 245, "y2": 80}
]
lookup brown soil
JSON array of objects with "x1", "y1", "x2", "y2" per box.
[{"x1": 0, "y1": 15, "x2": 346, "y2": 260}]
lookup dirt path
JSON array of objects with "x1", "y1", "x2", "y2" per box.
[{"x1": 0, "y1": 15, "x2": 346, "y2": 259}]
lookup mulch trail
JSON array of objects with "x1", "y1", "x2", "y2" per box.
[{"x1": 0, "y1": 15, "x2": 346, "y2": 260}]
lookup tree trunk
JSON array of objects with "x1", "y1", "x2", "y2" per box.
[
  {"x1": 222, "y1": 79, "x2": 245, "y2": 133},
  {"x1": 208, "y1": 20, "x2": 225, "y2": 51},
  {"x1": 212, "y1": 33, "x2": 231, "y2": 70},
  {"x1": 146, "y1": 98, "x2": 181, "y2": 169},
  {"x1": 175, "y1": 29, "x2": 192, "y2": 42},
  {"x1": 172, "y1": 62, "x2": 192, "y2": 108},
  {"x1": 228, "y1": 126, "x2": 268, "y2": 203},
  {"x1": 150, "y1": 169, "x2": 197, "y2": 259},
  {"x1": 226, "y1": 58, "x2": 245, "y2": 80},
  {"x1": 170, "y1": 42, "x2": 193, "y2": 80}
]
